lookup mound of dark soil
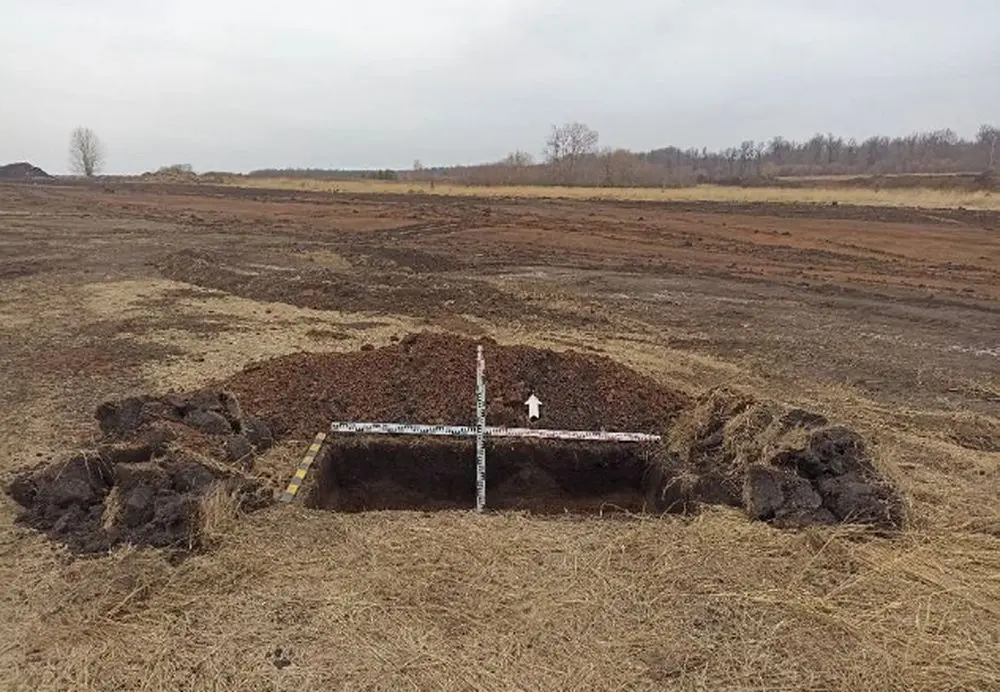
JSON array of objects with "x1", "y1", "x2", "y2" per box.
[
  {"x1": 0, "y1": 162, "x2": 51, "y2": 180},
  {"x1": 7, "y1": 441, "x2": 269, "y2": 555},
  {"x1": 656, "y1": 388, "x2": 902, "y2": 528},
  {"x1": 222, "y1": 332, "x2": 688, "y2": 440},
  {"x1": 96, "y1": 389, "x2": 275, "y2": 463},
  {"x1": 7, "y1": 390, "x2": 276, "y2": 555}
]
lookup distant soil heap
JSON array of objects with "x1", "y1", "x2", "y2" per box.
[
  {"x1": 6, "y1": 333, "x2": 902, "y2": 555},
  {"x1": 0, "y1": 162, "x2": 52, "y2": 180}
]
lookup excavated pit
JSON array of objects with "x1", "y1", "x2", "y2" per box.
[
  {"x1": 6, "y1": 333, "x2": 905, "y2": 556},
  {"x1": 306, "y1": 437, "x2": 658, "y2": 514}
]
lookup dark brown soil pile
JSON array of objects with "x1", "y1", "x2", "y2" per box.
[
  {"x1": 222, "y1": 332, "x2": 688, "y2": 440},
  {"x1": 655, "y1": 388, "x2": 902, "y2": 528},
  {"x1": 0, "y1": 162, "x2": 52, "y2": 180},
  {"x1": 7, "y1": 390, "x2": 275, "y2": 555},
  {"x1": 7, "y1": 438, "x2": 269, "y2": 555},
  {"x1": 95, "y1": 389, "x2": 275, "y2": 463}
]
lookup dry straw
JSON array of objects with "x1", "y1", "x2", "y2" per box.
[
  {"x1": 2, "y1": 506, "x2": 999, "y2": 691},
  {"x1": 226, "y1": 176, "x2": 1000, "y2": 212}
]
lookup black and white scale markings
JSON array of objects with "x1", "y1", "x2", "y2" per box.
[
  {"x1": 325, "y1": 421, "x2": 661, "y2": 444},
  {"x1": 475, "y1": 345, "x2": 487, "y2": 513},
  {"x1": 280, "y1": 346, "x2": 661, "y2": 509}
]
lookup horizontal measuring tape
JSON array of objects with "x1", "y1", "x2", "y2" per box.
[{"x1": 328, "y1": 421, "x2": 661, "y2": 443}]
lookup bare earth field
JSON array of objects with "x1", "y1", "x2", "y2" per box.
[{"x1": 1, "y1": 181, "x2": 999, "y2": 691}]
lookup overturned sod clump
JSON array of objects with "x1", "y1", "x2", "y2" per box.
[
  {"x1": 7, "y1": 443, "x2": 269, "y2": 554},
  {"x1": 657, "y1": 388, "x2": 903, "y2": 528},
  {"x1": 7, "y1": 390, "x2": 274, "y2": 555},
  {"x1": 95, "y1": 389, "x2": 275, "y2": 463}
]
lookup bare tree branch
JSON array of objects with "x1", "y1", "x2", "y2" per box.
[
  {"x1": 979, "y1": 124, "x2": 999, "y2": 169},
  {"x1": 544, "y1": 122, "x2": 599, "y2": 184},
  {"x1": 69, "y1": 127, "x2": 104, "y2": 177}
]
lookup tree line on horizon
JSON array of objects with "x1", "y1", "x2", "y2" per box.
[
  {"x1": 251, "y1": 122, "x2": 999, "y2": 188},
  {"x1": 67, "y1": 121, "x2": 997, "y2": 186}
]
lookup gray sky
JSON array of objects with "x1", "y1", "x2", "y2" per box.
[{"x1": 2, "y1": 0, "x2": 998, "y2": 174}]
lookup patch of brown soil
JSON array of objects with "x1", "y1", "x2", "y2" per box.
[
  {"x1": 221, "y1": 332, "x2": 688, "y2": 439},
  {"x1": 156, "y1": 249, "x2": 585, "y2": 325},
  {"x1": 0, "y1": 259, "x2": 58, "y2": 279}
]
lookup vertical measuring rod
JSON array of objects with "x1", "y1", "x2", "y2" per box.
[{"x1": 475, "y1": 345, "x2": 486, "y2": 512}]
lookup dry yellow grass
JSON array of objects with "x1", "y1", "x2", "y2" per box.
[
  {"x1": 221, "y1": 176, "x2": 1000, "y2": 211},
  {"x1": 3, "y1": 508, "x2": 999, "y2": 691}
]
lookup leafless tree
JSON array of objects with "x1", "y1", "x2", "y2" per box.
[
  {"x1": 804, "y1": 133, "x2": 826, "y2": 167},
  {"x1": 724, "y1": 148, "x2": 738, "y2": 177},
  {"x1": 69, "y1": 126, "x2": 104, "y2": 177},
  {"x1": 844, "y1": 138, "x2": 860, "y2": 167},
  {"x1": 825, "y1": 134, "x2": 843, "y2": 165},
  {"x1": 155, "y1": 163, "x2": 194, "y2": 175},
  {"x1": 544, "y1": 122, "x2": 599, "y2": 183},
  {"x1": 738, "y1": 140, "x2": 755, "y2": 177},
  {"x1": 502, "y1": 150, "x2": 535, "y2": 167},
  {"x1": 768, "y1": 136, "x2": 790, "y2": 164},
  {"x1": 599, "y1": 148, "x2": 638, "y2": 187},
  {"x1": 979, "y1": 124, "x2": 999, "y2": 169},
  {"x1": 492, "y1": 151, "x2": 535, "y2": 184},
  {"x1": 754, "y1": 141, "x2": 767, "y2": 178}
]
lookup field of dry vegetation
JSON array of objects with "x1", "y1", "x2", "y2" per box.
[
  {"x1": 1, "y1": 179, "x2": 998, "y2": 691},
  {"x1": 227, "y1": 174, "x2": 1000, "y2": 211}
]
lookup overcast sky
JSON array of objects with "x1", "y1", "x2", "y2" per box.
[{"x1": 2, "y1": 0, "x2": 998, "y2": 174}]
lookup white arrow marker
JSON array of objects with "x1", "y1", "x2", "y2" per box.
[{"x1": 525, "y1": 394, "x2": 542, "y2": 422}]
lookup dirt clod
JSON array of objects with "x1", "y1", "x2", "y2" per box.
[
  {"x1": 225, "y1": 435, "x2": 253, "y2": 463},
  {"x1": 743, "y1": 465, "x2": 827, "y2": 525},
  {"x1": 184, "y1": 409, "x2": 232, "y2": 435},
  {"x1": 8, "y1": 449, "x2": 266, "y2": 555},
  {"x1": 96, "y1": 390, "x2": 269, "y2": 452},
  {"x1": 241, "y1": 416, "x2": 273, "y2": 449},
  {"x1": 666, "y1": 388, "x2": 902, "y2": 529},
  {"x1": 96, "y1": 396, "x2": 149, "y2": 436}
]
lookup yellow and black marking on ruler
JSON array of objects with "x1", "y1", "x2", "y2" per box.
[{"x1": 280, "y1": 431, "x2": 327, "y2": 503}]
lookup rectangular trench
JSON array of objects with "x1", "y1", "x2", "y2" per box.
[{"x1": 304, "y1": 436, "x2": 664, "y2": 514}]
